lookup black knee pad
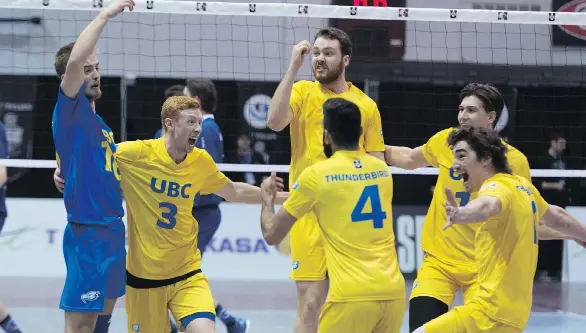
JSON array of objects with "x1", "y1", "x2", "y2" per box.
[{"x1": 409, "y1": 296, "x2": 449, "y2": 333}]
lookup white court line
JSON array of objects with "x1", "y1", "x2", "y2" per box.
[{"x1": 553, "y1": 310, "x2": 586, "y2": 320}]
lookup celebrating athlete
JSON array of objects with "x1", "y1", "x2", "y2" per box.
[{"x1": 267, "y1": 27, "x2": 385, "y2": 333}]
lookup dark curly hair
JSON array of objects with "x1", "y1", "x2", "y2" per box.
[
  {"x1": 459, "y1": 83, "x2": 504, "y2": 128},
  {"x1": 448, "y1": 127, "x2": 511, "y2": 174}
]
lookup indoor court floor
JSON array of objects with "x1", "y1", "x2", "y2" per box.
[{"x1": 1, "y1": 278, "x2": 586, "y2": 332}]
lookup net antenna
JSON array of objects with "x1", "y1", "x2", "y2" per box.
[{"x1": 0, "y1": 0, "x2": 585, "y2": 179}]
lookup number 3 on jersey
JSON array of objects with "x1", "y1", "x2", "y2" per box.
[
  {"x1": 351, "y1": 184, "x2": 387, "y2": 229},
  {"x1": 157, "y1": 202, "x2": 178, "y2": 229},
  {"x1": 455, "y1": 191, "x2": 470, "y2": 206}
]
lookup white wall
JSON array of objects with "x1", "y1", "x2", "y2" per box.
[{"x1": 0, "y1": 0, "x2": 584, "y2": 80}]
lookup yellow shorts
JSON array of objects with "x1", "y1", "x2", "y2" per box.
[
  {"x1": 318, "y1": 299, "x2": 405, "y2": 333},
  {"x1": 289, "y1": 211, "x2": 326, "y2": 281},
  {"x1": 424, "y1": 304, "x2": 522, "y2": 333},
  {"x1": 410, "y1": 253, "x2": 478, "y2": 306},
  {"x1": 126, "y1": 273, "x2": 215, "y2": 333}
]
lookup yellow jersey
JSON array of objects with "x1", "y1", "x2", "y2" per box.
[
  {"x1": 283, "y1": 150, "x2": 405, "y2": 302},
  {"x1": 469, "y1": 173, "x2": 546, "y2": 328},
  {"x1": 421, "y1": 128, "x2": 530, "y2": 265},
  {"x1": 115, "y1": 138, "x2": 229, "y2": 280},
  {"x1": 289, "y1": 80, "x2": 385, "y2": 186}
]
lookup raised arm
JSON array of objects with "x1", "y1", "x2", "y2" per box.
[
  {"x1": 60, "y1": 0, "x2": 134, "y2": 98},
  {"x1": 267, "y1": 41, "x2": 310, "y2": 131},
  {"x1": 384, "y1": 145, "x2": 429, "y2": 169}
]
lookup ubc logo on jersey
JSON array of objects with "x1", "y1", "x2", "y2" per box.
[
  {"x1": 292, "y1": 260, "x2": 300, "y2": 269},
  {"x1": 132, "y1": 324, "x2": 140, "y2": 332},
  {"x1": 80, "y1": 291, "x2": 100, "y2": 304},
  {"x1": 292, "y1": 181, "x2": 299, "y2": 190},
  {"x1": 150, "y1": 177, "x2": 192, "y2": 198},
  {"x1": 353, "y1": 160, "x2": 362, "y2": 169}
]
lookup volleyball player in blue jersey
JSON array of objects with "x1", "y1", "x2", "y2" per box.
[{"x1": 51, "y1": 1, "x2": 133, "y2": 332}]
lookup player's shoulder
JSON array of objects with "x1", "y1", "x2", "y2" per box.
[
  {"x1": 504, "y1": 142, "x2": 529, "y2": 164},
  {"x1": 347, "y1": 83, "x2": 378, "y2": 110},
  {"x1": 434, "y1": 127, "x2": 457, "y2": 140},
  {"x1": 292, "y1": 80, "x2": 313, "y2": 92}
]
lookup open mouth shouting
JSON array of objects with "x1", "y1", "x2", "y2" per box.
[{"x1": 188, "y1": 136, "x2": 197, "y2": 147}]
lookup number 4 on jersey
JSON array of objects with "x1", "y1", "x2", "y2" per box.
[{"x1": 351, "y1": 184, "x2": 387, "y2": 229}]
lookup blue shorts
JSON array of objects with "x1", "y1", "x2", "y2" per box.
[
  {"x1": 192, "y1": 206, "x2": 221, "y2": 255},
  {"x1": 60, "y1": 219, "x2": 126, "y2": 312}
]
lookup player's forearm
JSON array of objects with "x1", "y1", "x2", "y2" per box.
[
  {"x1": 453, "y1": 197, "x2": 499, "y2": 224},
  {"x1": 538, "y1": 222, "x2": 571, "y2": 240},
  {"x1": 260, "y1": 200, "x2": 279, "y2": 244},
  {"x1": 227, "y1": 182, "x2": 263, "y2": 204},
  {"x1": 544, "y1": 205, "x2": 586, "y2": 242},
  {"x1": 267, "y1": 69, "x2": 296, "y2": 132},
  {"x1": 384, "y1": 145, "x2": 420, "y2": 169},
  {"x1": 69, "y1": 13, "x2": 109, "y2": 67}
]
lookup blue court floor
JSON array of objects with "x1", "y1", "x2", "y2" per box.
[{"x1": 2, "y1": 278, "x2": 586, "y2": 332}]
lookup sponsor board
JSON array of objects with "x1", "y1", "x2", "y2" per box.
[{"x1": 0, "y1": 199, "x2": 428, "y2": 280}]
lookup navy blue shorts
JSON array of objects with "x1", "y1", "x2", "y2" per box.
[
  {"x1": 60, "y1": 219, "x2": 126, "y2": 312},
  {"x1": 192, "y1": 206, "x2": 221, "y2": 255}
]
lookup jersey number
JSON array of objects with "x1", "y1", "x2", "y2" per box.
[
  {"x1": 351, "y1": 185, "x2": 387, "y2": 229},
  {"x1": 101, "y1": 130, "x2": 121, "y2": 181},
  {"x1": 455, "y1": 191, "x2": 470, "y2": 207},
  {"x1": 531, "y1": 200, "x2": 538, "y2": 244},
  {"x1": 157, "y1": 202, "x2": 178, "y2": 229}
]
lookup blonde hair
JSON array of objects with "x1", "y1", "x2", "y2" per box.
[{"x1": 161, "y1": 96, "x2": 201, "y2": 131}]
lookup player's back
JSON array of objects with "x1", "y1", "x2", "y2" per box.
[
  {"x1": 288, "y1": 80, "x2": 382, "y2": 184},
  {"x1": 52, "y1": 85, "x2": 123, "y2": 225},
  {"x1": 421, "y1": 127, "x2": 530, "y2": 265},
  {"x1": 470, "y1": 173, "x2": 543, "y2": 329},
  {"x1": 115, "y1": 138, "x2": 229, "y2": 280},
  {"x1": 309, "y1": 150, "x2": 405, "y2": 302}
]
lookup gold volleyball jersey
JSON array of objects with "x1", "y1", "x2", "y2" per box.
[
  {"x1": 288, "y1": 80, "x2": 385, "y2": 186},
  {"x1": 283, "y1": 150, "x2": 405, "y2": 302},
  {"x1": 469, "y1": 173, "x2": 546, "y2": 328},
  {"x1": 421, "y1": 128, "x2": 531, "y2": 265},
  {"x1": 115, "y1": 138, "x2": 229, "y2": 279}
]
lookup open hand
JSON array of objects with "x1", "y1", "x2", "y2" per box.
[
  {"x1": 103, "y1": 0, "x2": 135, "y2": 19},
  {"x1": 54, "y1": 167, "x2": 65, "y2": 194},
  {"x1": 443, "y1": 187, "x2": 460, "y2": 230}
]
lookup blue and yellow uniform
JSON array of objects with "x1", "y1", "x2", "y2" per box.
[
  {"x1": 288, "y1": 81, "x2": 385, "y2": 280},
  {"x1": 115, "y1": 138, "x2": 229, "y2": 332},
  {"x1": 425, "y1": 174, "x2": 545, "y2": 333},
  {"x1": 283, "y1": 150, "x2": 405, "y2": 333},
  {"x1": 52, "y1": 85, "x2": 126, "y2": 312},
  {"x1": 411, "y1": 128, "x2": 530, "y2": 305}
]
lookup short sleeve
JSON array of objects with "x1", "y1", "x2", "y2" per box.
[
  {"x1": 199, "y1": 151, "x2": 230, "y2": 195},
  {"x1": 283, "y1": 167, "x2": 318, "y2": 219},
  {"x1": 114, "y1": 141, "x2": 144, "y2": 166},
  {"x1": 363, "y1": 104, "x2": 385, "y2": 153},
  {"x1": 421, "y1": 129, "x2": 451, "y2": 168},
  {"x1": 509, "y1": 151, "x2": 531, "y2": 182},
  {"x1": 290, "y1": 81, "x2": 305, "y2": 118},
  {"x1": 529, "y1": 183, "x2": 549, "y2": 220},
  {"x1": 479, "y1": 180, "x2": 511, "y2": 214},
  {"x1": 53, "y1": 85, "x2": 87, "y2": 126}
]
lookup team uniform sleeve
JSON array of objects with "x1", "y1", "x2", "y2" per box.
[
  {"x1": 290, "y1": 81, "x2": 305, "y2": 118},
  {"x1": 529, "y1": 183, "x2": 549, "y2": 220},
  {"x1": 364, "y1": 104, "x2": 385, "y2": 153},
  {"x1": 421, "y1": 129, "x2": 450, "y2": 168},
  {"x1": 199, "y1": 151, "x2": 230, "y2": 195},
  {"x1": 509, "y1": 152, "x2": 532, "y2": 182},
  {"x1": 283, "y1": 167, "x2": 318, "y2": 219},
  {"x1": 478, "y1": 180, "x2": 511, "y2": 216},
  {"x1": 114, "y1": 141, "x2": 144, "y2": 166}
]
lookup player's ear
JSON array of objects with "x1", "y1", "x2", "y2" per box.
[
  {"x1": 164, "y1": 118, "x2": 173, "y2": 132},
  {"x1": 343, "y1": 55, "x2": 350, "y2": 67},
  {"x1": 323, "y1": 130, "x2": 331, "y2": 145}
]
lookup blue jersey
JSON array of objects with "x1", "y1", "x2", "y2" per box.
[
  {"x1": 52, "y1": 85, "x2": 124, "y2": 226},
  {"x1": 194, "y1": 115, "x2": 224, "y2": 208},
  {"x1": 154, "y1": 128, "x2": 162, "y2": 139},
  {"x1": 0, "y1": 124, "x2": 8, "y2": 218}
]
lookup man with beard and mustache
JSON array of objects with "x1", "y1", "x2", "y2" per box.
[
  {"x1": 260, "y1": 98, "x2": 405, "y2": 333},
  {"x1": 267, "y1": 27, "x2": 385, "y2": 333},
  {"x1": 384, "y1": 83, "x2": 580, "y2": 332},
  {"x1": 51, "y1": 1, "x2": 133, "y2": 332}
]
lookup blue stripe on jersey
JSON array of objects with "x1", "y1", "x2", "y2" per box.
[
  {"x1": 52, "y1": 85, "x2": 124, "y2": 225},
  {"x1": 193, "y1": 117, "x2": 224, "y2": 208}
]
